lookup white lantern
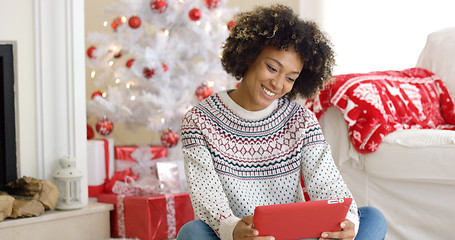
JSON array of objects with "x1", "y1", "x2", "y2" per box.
[{"x1": 53, "y1": 156, "x2": 84, "y2": 210}]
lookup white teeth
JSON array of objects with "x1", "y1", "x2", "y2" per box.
[{"x1": 263, "y1": 87, "x2": 276, "y2": 97}]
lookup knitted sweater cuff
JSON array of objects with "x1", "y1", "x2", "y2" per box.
[{"x1": 219, "y1": 215, "x2": 241, "y2": 240}]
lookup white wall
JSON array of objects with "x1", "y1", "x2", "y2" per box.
[
  {"x1": 319, "y1": 0, "x2": 455, "y2": 74},
  {"x1": 226, "y1": 0, "x2": 299, "y2": 11}
]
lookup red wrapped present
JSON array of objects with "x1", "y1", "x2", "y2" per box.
[
  {"x1": 97, "y1": 193, "x2": 194, "y2": 240},
  {"x1": 87, "y1": 138, "x2": 114, "y2": 197}
]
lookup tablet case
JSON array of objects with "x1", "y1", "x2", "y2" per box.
[{"x1": 252, "y1": 198, "x2": 352, "y2": 240}]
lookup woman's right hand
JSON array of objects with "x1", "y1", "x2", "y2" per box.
[{"x1": 233, "y1": 215, "x2": 275, "y2": 240}]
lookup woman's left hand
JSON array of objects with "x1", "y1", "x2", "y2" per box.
[{"x1": 319, "y1": 219, "x2": 355, "y2": 240}]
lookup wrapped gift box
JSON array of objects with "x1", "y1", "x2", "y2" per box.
[
  {"x1": 87, "y1": 138, "x2": 114, "y2": 197},
  {"x1": 97, "y1": 193, "x2": 194, "y2": 240}
]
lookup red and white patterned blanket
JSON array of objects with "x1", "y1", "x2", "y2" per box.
[{"x1": 304, "y1": 68, "x2": 455, "y2": 153}]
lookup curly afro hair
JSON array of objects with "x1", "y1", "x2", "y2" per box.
[{"x1": 221, "y1": 4, "x2": 335, "y2": 99}]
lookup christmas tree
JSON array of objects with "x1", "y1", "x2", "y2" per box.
[{"x1": 86, "y1": 0, "x2": 236, "y2": 147}]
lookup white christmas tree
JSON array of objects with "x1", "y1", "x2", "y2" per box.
[{"x1": 86, "y1": 0, "x2": 236, "y2": 145}]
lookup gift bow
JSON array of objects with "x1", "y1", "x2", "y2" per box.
[
  {"x1": 112, "y1": 175, "x2": 168, "y2": 195},
  {"x1": 115, "y1": 145, "x2": 167, "y2": 179},
  {"x1": 112, "y1": 176, "x2": 144, "y2": 195},
  {"x1": 104, "y1": 168, "x2": 139, "y2": 193},
  {"x1": 114, "y1": 145, "x2": 174, "y2": 194}
]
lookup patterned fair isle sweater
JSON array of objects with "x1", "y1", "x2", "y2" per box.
[{"x1": 180, "y1": 90, "x2": 359, "y2": 240}]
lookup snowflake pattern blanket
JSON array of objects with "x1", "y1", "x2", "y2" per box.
[{"x1": 304, "y1": 68, "x2": 455, "y2": 153}]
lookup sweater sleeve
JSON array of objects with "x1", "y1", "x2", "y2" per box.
[
  {"x1": 300, "y1": 110, "x2": 360, "y2": 236},
  {"x1": 181, "y1": 111, "x2": 240, "y2": 239}
]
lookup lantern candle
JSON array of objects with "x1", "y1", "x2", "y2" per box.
[{"x1": 53, "y1": 156, "x2": 84, "y2": 210}]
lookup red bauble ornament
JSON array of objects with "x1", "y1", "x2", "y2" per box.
[
  {"x1": 96, "y1": 117, "x2": 114, "y2": 136},
  {"x1": 151, "y1": 0, "x2": 168, "y2": 13},
  {"x1": 227, "y1": 20, "x2": 236, "y2": 30},
  {"x1": 161, "y1": 129, "x2": 179, "y2": 148},
  {"x1": 91, "y1": 90, "x2": 103, "y2": 99},
  {"x1": 128, "y1": 15, "x2": 141, "y2": 29},
  {"x1": 126, "y1": 59, "x2": 135, "y2": 68},
  {"x1": 114, "y1": 51, "x2": 122, "y2": 58},
  {"x1": 111, "y1": 17, "x2": 123, "y2": 31},
  {"x1": 162, "y1": 63, "x2": 168, "y2": 72},
  {"x1": 87, "y1": 46, "x2": 96, "y2": 59},
  {"x1": 143, "y1": 67, "x2": 156, "y2": 79},
  {"x1": 204, "y1": 0, "x2": 220, "y2": 9},
  {"x1": 87, "y1": 124, "x2": 95, "y2": 140},
  {"x1": 196, "y1": 84, "x2": 213, "y2": 101},
  {"x1": 189, "y1": 8, "x2": 202, "y2": 21}
]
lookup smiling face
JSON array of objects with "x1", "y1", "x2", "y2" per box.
[{"x1": 229, "y1": 46, "x2": 303, "y2": 111}]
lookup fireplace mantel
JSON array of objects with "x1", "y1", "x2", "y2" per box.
[{"x1": 0, "y1": 202, "x2": 113, "y2": 239}]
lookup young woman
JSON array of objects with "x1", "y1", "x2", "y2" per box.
[{"x1": 178, "y1": 4, "x2": 387, "y2": 240}]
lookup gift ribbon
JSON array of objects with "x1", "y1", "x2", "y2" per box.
[
  {"x1": 116, "y1": 194, "x2": 126, "y2": 238},
  {"x1": 166, "y1": 194, "x2": 177, "y2": 239},
  {"x1": 101, "y1": 139, "x2": 110, "y2": 187}
]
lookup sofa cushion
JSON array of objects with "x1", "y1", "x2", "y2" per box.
[
  {"x1": 417, "y1": 27, "x2": 455, "y2": 97},
  {"x1": 364, "y1": 129, "x2": 455, "y2": 182}
]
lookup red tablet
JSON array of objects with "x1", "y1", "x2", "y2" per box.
[{"x1": 252, "y1": 198, "x2": 352, "y2": 240}]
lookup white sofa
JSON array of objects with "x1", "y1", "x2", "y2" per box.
[{"x1": 315, "y1": 28, "x2": 455, "y2": 240}]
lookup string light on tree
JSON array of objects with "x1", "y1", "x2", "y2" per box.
[{"x1": 162, "y1": 28, "x2": 170, "y2": 36}]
